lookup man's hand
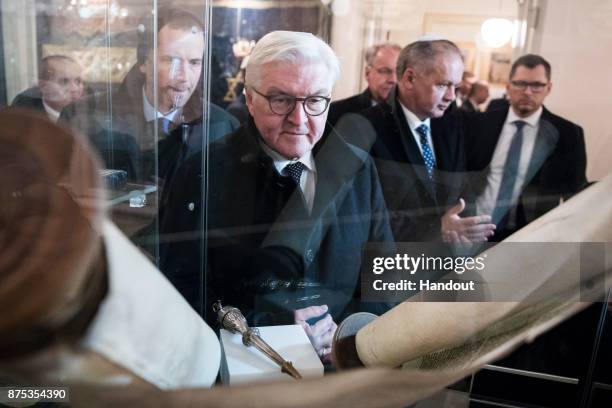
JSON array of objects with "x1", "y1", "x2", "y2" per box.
[
  {"x1": 294, "y1": 305, "x2": 337, "y2": 362},
  {"x1": 441, "y1": 198, "x2": 496, "y2": 243}
]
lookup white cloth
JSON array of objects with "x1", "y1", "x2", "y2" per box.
[
  {"x1": 142, "y1": 87, "x2": 181, "y2": 123},
  {"x1": 399, "y1": 102, "x2": 436, "y2": 162},
  {"x1": 260, "y1": 141, "x2": 317, "y2": 213},
  {"x1": 455, "y1": 93, "x2": 465, "y2": 108},
  {"x1": 81, "y1": 221, "x2": 220, "y2": 389},
  {"x1": 476, "y1": 107, "x2": 542, "y2": 217},
  {"x1": 42, "y1": 101, "x2": 61, "y2": 122}
]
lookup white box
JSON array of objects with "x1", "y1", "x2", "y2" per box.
[{"x1": 219, "y1": 325, "x2": 324, "y2": 385}]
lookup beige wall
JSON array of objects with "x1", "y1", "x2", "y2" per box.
[
  {"x1": 531, "y1": 0, "x2": 612, "y2": 180},
  {"x1": 330, "y1": 0, "x2": 517, "y2": 99}
]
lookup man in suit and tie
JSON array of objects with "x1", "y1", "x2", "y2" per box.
[
  {"x1": 466, "y1": 54, "x2": 587, "y2": 241},
  {"x1": 159, "y1": 31, "x2": 394, "y2": 360},
  {"x1": 62, "y1": 7, "x2": 237, "y2": 183},
  {"x1": 11, "y1": 55, "x2": 84, "y2": 122},
  {"x1": 326, "y1": 43, "x2": 401, "y2": 128},
  {"x1": 336, "y1": 39, "x2": 495, "y2": 243}
]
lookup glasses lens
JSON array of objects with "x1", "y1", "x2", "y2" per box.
[
  {"x1": 304, "y1": 96, "x2": 329, "y2": 116},
  {"x1": 269, "y1": 95, "x2": 295, "y2": 115},
  {"x1": 512, "y1": 81, "x2": 546, "y2": 92}
]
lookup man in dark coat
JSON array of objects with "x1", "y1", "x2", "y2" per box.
[
  {"x1": 12, "y1": 55, "x2": 84, "y2": 122},
  {"x1": 466, "y1": 54, "x2": 587, "y2": 241},
  {"x1": 159, "y1": 31, "x2": 394, "y2": 361},
  {"x1": 61, "y1": 7, "x2": 237, "y2": 183},
  {"x1": 326, "y1": 43, "x2": 400, "y2": 129},
  {"x1": 336, "y1": 39, "x2": 496, "y2": 244}
]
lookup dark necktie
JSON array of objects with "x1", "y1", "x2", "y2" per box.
[
  {"x1": 492, "y1": 120, "x2": 527, "y2": 227},
  {"x1": 284, "y1": 161, "x2": 306, "y2": 187},
  {"x1": 158, "y1": 117, "x2": 172, "y2": 136},
  {"x1": 415, "y1": 124, "x2": 436, "y2": 179}
]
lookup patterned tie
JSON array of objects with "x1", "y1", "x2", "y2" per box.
[
  {"x1": 492, "y1": 120, "x2": 527, "y2": 227},
  {"x1": 284, "y1": 161, "x2": 306, "y2": 187},
  {"x1": 158, "y1": 117, "x2": 172, "y2": 136},
  {"x1": 415, "y1": 124, "x2": 436, "y2": 179}
]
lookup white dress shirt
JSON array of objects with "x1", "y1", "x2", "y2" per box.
[
  {"x1": 476, "y1": 107, "x2": 543, "y2": 217},
  {"x1": 399, "y1": 101, "x2": 437, "y2": 162},
  {"x1": 42, "y1": 101, "x2": 61, "y2": 122},
  {"x1": 142, "y1": 88, "x2": 181, "y2": 124},
  {"x1": 260, "y1": 142, "x2": 317, "y2": 213}
]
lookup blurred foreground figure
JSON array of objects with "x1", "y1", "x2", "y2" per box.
[{"x1": 0, "y1": 109, "x2": 220, "y2": 389}]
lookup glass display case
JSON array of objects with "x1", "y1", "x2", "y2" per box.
[{"x1": 0, "y1": 0, "x2": 610, "y2": 406}]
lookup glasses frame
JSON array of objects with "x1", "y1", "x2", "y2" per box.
[
  {"x1": 510, "y1": 80, "x2": 549, "y2": 93},
  {"x1": 251, "y1": 87, "x2": 331, "y2": 117}
]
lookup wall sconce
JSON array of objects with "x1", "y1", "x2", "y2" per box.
[
  {"x1": 59, "y1": 0, "x2": 129, "y2": 20},
  {"x1": 480, "y1": 18, "x2": 514, "y2": 48}
]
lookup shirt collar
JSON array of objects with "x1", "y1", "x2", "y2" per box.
[
  {"x1": 506, "y1": 106, "x2": 543, "y2": 128},
  {"x1": 259, "y1": 140, "x2": 316, "y2": 175},
  {"x1": 42, "y1": 101, "x2": 61, "y2": 122},
  {"x1": 399, "y1": 100, "x2": 431, "y2": 132},
  {"x1": 142, "y1": 87, "x2": 181, "y2": 123}
]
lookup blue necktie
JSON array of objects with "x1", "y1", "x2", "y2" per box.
[
  {"x1": 284, "y1": 161, "x2": 306, "y2": 187},
  {"x1": 415, "y1": 124, "x2": 436, "y2": 179},
  {"x1": 158, "y1": 117, "x2": 172, "y2": 136},
  {"x1": 492, "y1": 120, "x2": 527, "y2": 227}
]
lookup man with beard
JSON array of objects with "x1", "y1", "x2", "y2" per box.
[
  {"x1": 61, "y1": 7, "x2": 237, "y2": 183},
  {"x1": 466, "y1": 54, "x2": 587, "y2": 241}
]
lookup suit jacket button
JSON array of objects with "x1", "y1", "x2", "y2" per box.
[
  {"x1": 188, "y1": 202, "x2": 195, "y2": 211},
  {"x1": 305, "y1": 249, "x2": 315, "y2": 262}
]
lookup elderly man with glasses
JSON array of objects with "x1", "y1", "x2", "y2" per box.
[
  {"x1": 326, "y1": 43, "x2": 401, "y2": 129},
  {"x1": 159, "y1": 31, "x2": 394, "y2": 361},
  {"x1": 466, "y1": 54, "x2": 588, "y2": 241}
]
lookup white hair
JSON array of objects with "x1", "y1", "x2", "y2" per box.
[{"x1": 245, "y1": 31, "x2": 340, "y2": 89}]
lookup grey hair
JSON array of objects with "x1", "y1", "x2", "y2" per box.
[
  {"x1": 364, "y1": 43, "x2": 401, "y2": 66},
  {"x1": 396, "y1": 39, "x2": 462, "y2": 79},
  {"x1": 245, "y1": 31, "x2": 340, "y2": 89}
]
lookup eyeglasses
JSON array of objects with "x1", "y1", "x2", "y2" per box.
[
  {"x1": 510, "y1": 81, "x2": 548, "y2": 93},
  {"x1": 371, "y1": 66, "x2": 395, "y2": 76},
  {"x1": 251, "y1": 87, "x2": 331, "y2": 116}
]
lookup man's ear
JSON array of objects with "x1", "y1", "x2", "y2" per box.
[
  {"x1": 245, "y1": 88, "x2": 255, "y2": 115},
  {"x1": 139, "y1": 62, "x2": 147, "y2": 75},
  {"x1": 364, "y1": 65, "x2": 372, "y2": 79},
  {"x1": 401, "y1": 68, "x2": 416, "y2": 89}
]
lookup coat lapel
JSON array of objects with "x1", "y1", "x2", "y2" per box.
[{"x1": 389, "y1": 95, "x2": 438, "y2": 202}]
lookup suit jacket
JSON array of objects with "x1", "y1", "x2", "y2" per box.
[
  {"x1": 11, "y1": 87, "x2": 45, "y2": 112},
  {"x1": 335, "y1": 88, "x2": 469, "y2": 242},
  {"x1": 159, "y1": 119, "x2": 394, "y2": 326},
  {"x1": 485, "y1": 97, "x2": 510, "y2": 112},
  {"x1": 326, "y1": 88, "x2": 373, "y2": 130},
  {"x1": 466, "y1": 106, "x2": 587, "y2": 238},
  {"x1": 61, "y1": 65, "x2": 237, "y2": 182},
  {"x1": 460, "y1": 99, "x2": 478, "y2": 113}
]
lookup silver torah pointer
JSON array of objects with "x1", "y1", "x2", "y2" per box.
[{"x1": 213, "y1": 301, "x2": 302, "y2": 380}]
